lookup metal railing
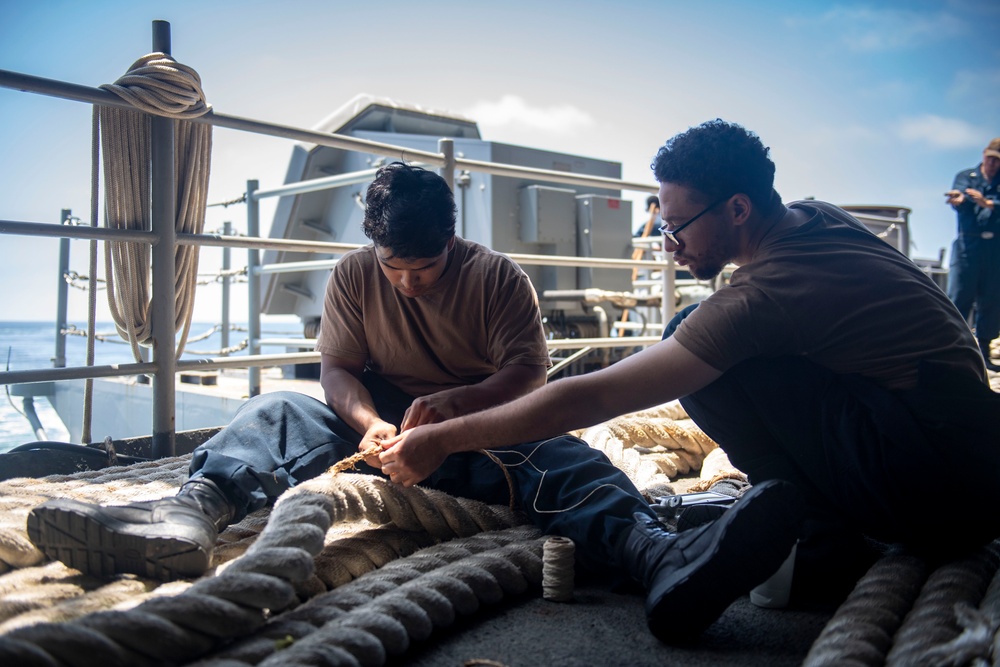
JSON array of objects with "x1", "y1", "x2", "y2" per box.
[{"x1": 0, "y1": 20, "x2": 673, "y2": 456}]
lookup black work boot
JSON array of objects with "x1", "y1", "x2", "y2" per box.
[
  {"x1": 26, "y1": 477, "x2": 236, "y2": 581},
  {"x1": 675, "y1": 477, "x2": 752, "y2": 532},
  {"x1": 619, "y1": 479, "x2": 804, "y2": 644}
]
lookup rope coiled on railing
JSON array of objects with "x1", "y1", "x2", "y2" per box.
[{"x1": 97, "y1": 52, "x2": 212, "y2": 360}]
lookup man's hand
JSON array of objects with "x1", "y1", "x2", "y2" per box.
[
  {"x1": 946, "y1": 189, "x2": 965, "y2": 206},
  {"x1": 400, "y1": 389, "x2": 462, "y2": 431},
  {"x1": 964, "y1": 188, "x2": 993, "y2": 208},
  {"x1": 399, "y1": 364, "x2": 546, "y2": 433},
  {"x1": 360, "y1": 420, "x2": 398, "y2": 469},
  {"x1": 379, "y1": 425, "x2": 449, "y2": 487}
]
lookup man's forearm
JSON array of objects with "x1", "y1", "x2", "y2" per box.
[
  {"x1": 432, "y1": 337, "x2": 721, "y2": 454},
  {"x1": 321, "y1": 368, "x2": 387, "y2": 435},
  {"x1": 434, "y1": 373, "x2": 612, "y2": 454},
  {"x1": 440, "y1": 364, "x2": 546, "y2": 417}
]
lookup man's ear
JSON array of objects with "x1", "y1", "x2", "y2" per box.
[
  {"x1": 730, "y1": 193, "x2": 753, "y2": 227},
  {"x1": 446, "y1": 236, "x2": 456, "y2": 251}
]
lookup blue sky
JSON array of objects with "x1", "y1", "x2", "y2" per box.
[{"x1": 1, "y1": 0, "x2": 998, "y2": 324}]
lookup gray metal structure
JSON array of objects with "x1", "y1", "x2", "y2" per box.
[{"x1": 260, "y1": 96, "x2": 634, "y2": 333}]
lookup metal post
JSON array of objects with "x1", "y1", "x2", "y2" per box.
[
  {"x1": 54, "y1": 209, "x2": 71, "y2": 368},
  {"x1": 221, "y1": 221, "x2": 231, "y2": 356},
  {"x1": 662, "y1": 253, "x2": 676, "y2": 324},
  {"x1": 247, "y1": 180, "x2": 262, "y2": 397},
  {"x1": 150, "y1": 20, "x2": 177, "y2": 458},
  {"x1": 438, "y1": 138, "x2": 454, "y2": 191}
]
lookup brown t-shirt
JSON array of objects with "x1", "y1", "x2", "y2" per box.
[
  {"x1": 672, "y1": 201, "x2": 985, "y2": 391},
  {"x1": 315, "y1": 237, "x2": 550, "y2": 397}
]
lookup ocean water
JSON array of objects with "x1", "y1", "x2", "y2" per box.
[{"x1": 0, "y1": 320, "x2": 302, "y2": 452}]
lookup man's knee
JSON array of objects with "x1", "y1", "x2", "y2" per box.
[{"x1": 239, "y1": 390, "x2": 322, "y2": 413}]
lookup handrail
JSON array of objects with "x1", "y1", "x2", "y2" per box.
[
  {"x1": 0, "y1": 26, "x2": 671, "y2": 453},
  {"x1": 0, "y1": 333, "x2": 667, "y2": 386},
  {"x1": 0, "y1": 69, "x2": 443, "y2": 167},
  {"x1": 0, "y1": 219, "x2": 160, "y2": 244},
  {"x1": 0, "y1": 69, "x2": 657, "y2": 197},
  {"x1": 4, "y1": 219, "x2": 670, "y2": 273}
]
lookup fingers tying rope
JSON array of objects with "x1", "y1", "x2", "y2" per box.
[{"x1": 327, "y1": 443, "x2": 520, "y2": 512}]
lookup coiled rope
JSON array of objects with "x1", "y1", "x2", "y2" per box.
[
  {"x1": 576, "y1": 401, "x2": 719, "y2": 504},
  {"x1": 198, "y1": 527, "x2": 544, "y2": 666},
  {"x1": 803, "y1": 540, "x2": 1000, "y2": 666},
  {"x1": 886, "y1": 541, "x2": 1000, "y2": 666},
  {"x1": 97, "y1": 52, "x2": 213, "y2": 360},
  {"x1": 6, "y1": 403, "x2": 1000, "y2": 664},
  {"x1": 0, "y1": 472, "x2": 535, "y2": 666}
]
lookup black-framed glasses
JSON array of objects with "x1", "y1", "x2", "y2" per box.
[{"x1": 658, "y1": 195, "x2": 731, "y2": 245}]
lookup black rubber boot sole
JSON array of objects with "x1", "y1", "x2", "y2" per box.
[
  {"x1": 26, "y1": 499, "x2": 213, "y2": 580},
  {"x1": 645, "y1": 480, "x2": 803, "y2": 644}
]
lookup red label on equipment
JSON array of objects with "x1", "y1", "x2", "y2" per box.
[{"x1": 607, "y1": 199, "x2": 620, "y2": 209}]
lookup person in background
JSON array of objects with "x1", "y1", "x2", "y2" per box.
[
  {"x1": 945, "y1": 137, "x2": 1000, "y2": 371},
  {"x1": 382, "y1": 120, "x2": 1000, "y2": 641},
  {"x1": 634, "y1": 194, "x2": 661, "y2": 237}
]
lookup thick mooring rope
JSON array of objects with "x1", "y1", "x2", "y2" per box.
[
  {"x1": 885, "y1": 541, "x2": 1000, "y2": 666},
  {"x1": 98, "y1": 52, "x2": 213, "y2": 359},
  {"x1": 0, "y1": 481, "x2": 325, "y2": 666},
  {"x1": 803, "y1": 540, "x2": 1000, "y2": 666},
  {"x1": 196, "y1": 526, "x2": 544, "y2": 666},
  {"x1": 802, "y1": 552, "x2": 928, "y2": 666},
  {"x1": 0, "y1": 473, "x2": 533, "y2": 666},
  {"x1": 580, "y1": 404, "x2": 716, "y2": 481}
]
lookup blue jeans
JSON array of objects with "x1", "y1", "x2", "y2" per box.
[
  {"x1": 663, "y1": 305, "x2": 1000, "y2": 552},
  {"x1": 189, "y1": 373, "x2": 653, "y2": 569}
]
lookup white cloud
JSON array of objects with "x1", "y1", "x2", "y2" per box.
[
  {"x1": 896, "y1": 114, "x2": 986, "y2": 149},
  {"x1": 463, "y1": 95, "x2": 595, "y2": 135},
  {"x1": 793, "y1": 6, "x2": 966, "y2": 52}
]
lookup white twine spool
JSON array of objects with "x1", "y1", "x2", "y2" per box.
[{"x1": 542, "y1": 536, "x2": 575, "y2": 602}]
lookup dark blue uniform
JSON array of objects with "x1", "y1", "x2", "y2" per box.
[{"x1": 947, "y1": 164, "x2": 1000, "y2": 360}]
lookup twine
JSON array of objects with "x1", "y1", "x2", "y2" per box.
[
  {"x1": 326, "y1": 444, "x2": 381, "y2": 475},
  {"x1": 542, "y1": 536, "x2": 575, "y2": 602}
]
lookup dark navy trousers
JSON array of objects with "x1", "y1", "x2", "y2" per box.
[
  {"x1": 189, "y1": 373, "x2": 653, "y2": 569},
  {"x1": 664, "y1": 304, "x2": 1000, "y2": 553},
  {"x1": 948, "y1": 235, "x2": 1000, "y2": 351}
]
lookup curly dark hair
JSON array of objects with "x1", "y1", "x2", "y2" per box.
[
  {"x1": 362, "y1": 162, "x2": 457, "y2": 259},
  {"x1": 651, "y1": 120, "x2": 780, "y2": 212}
]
